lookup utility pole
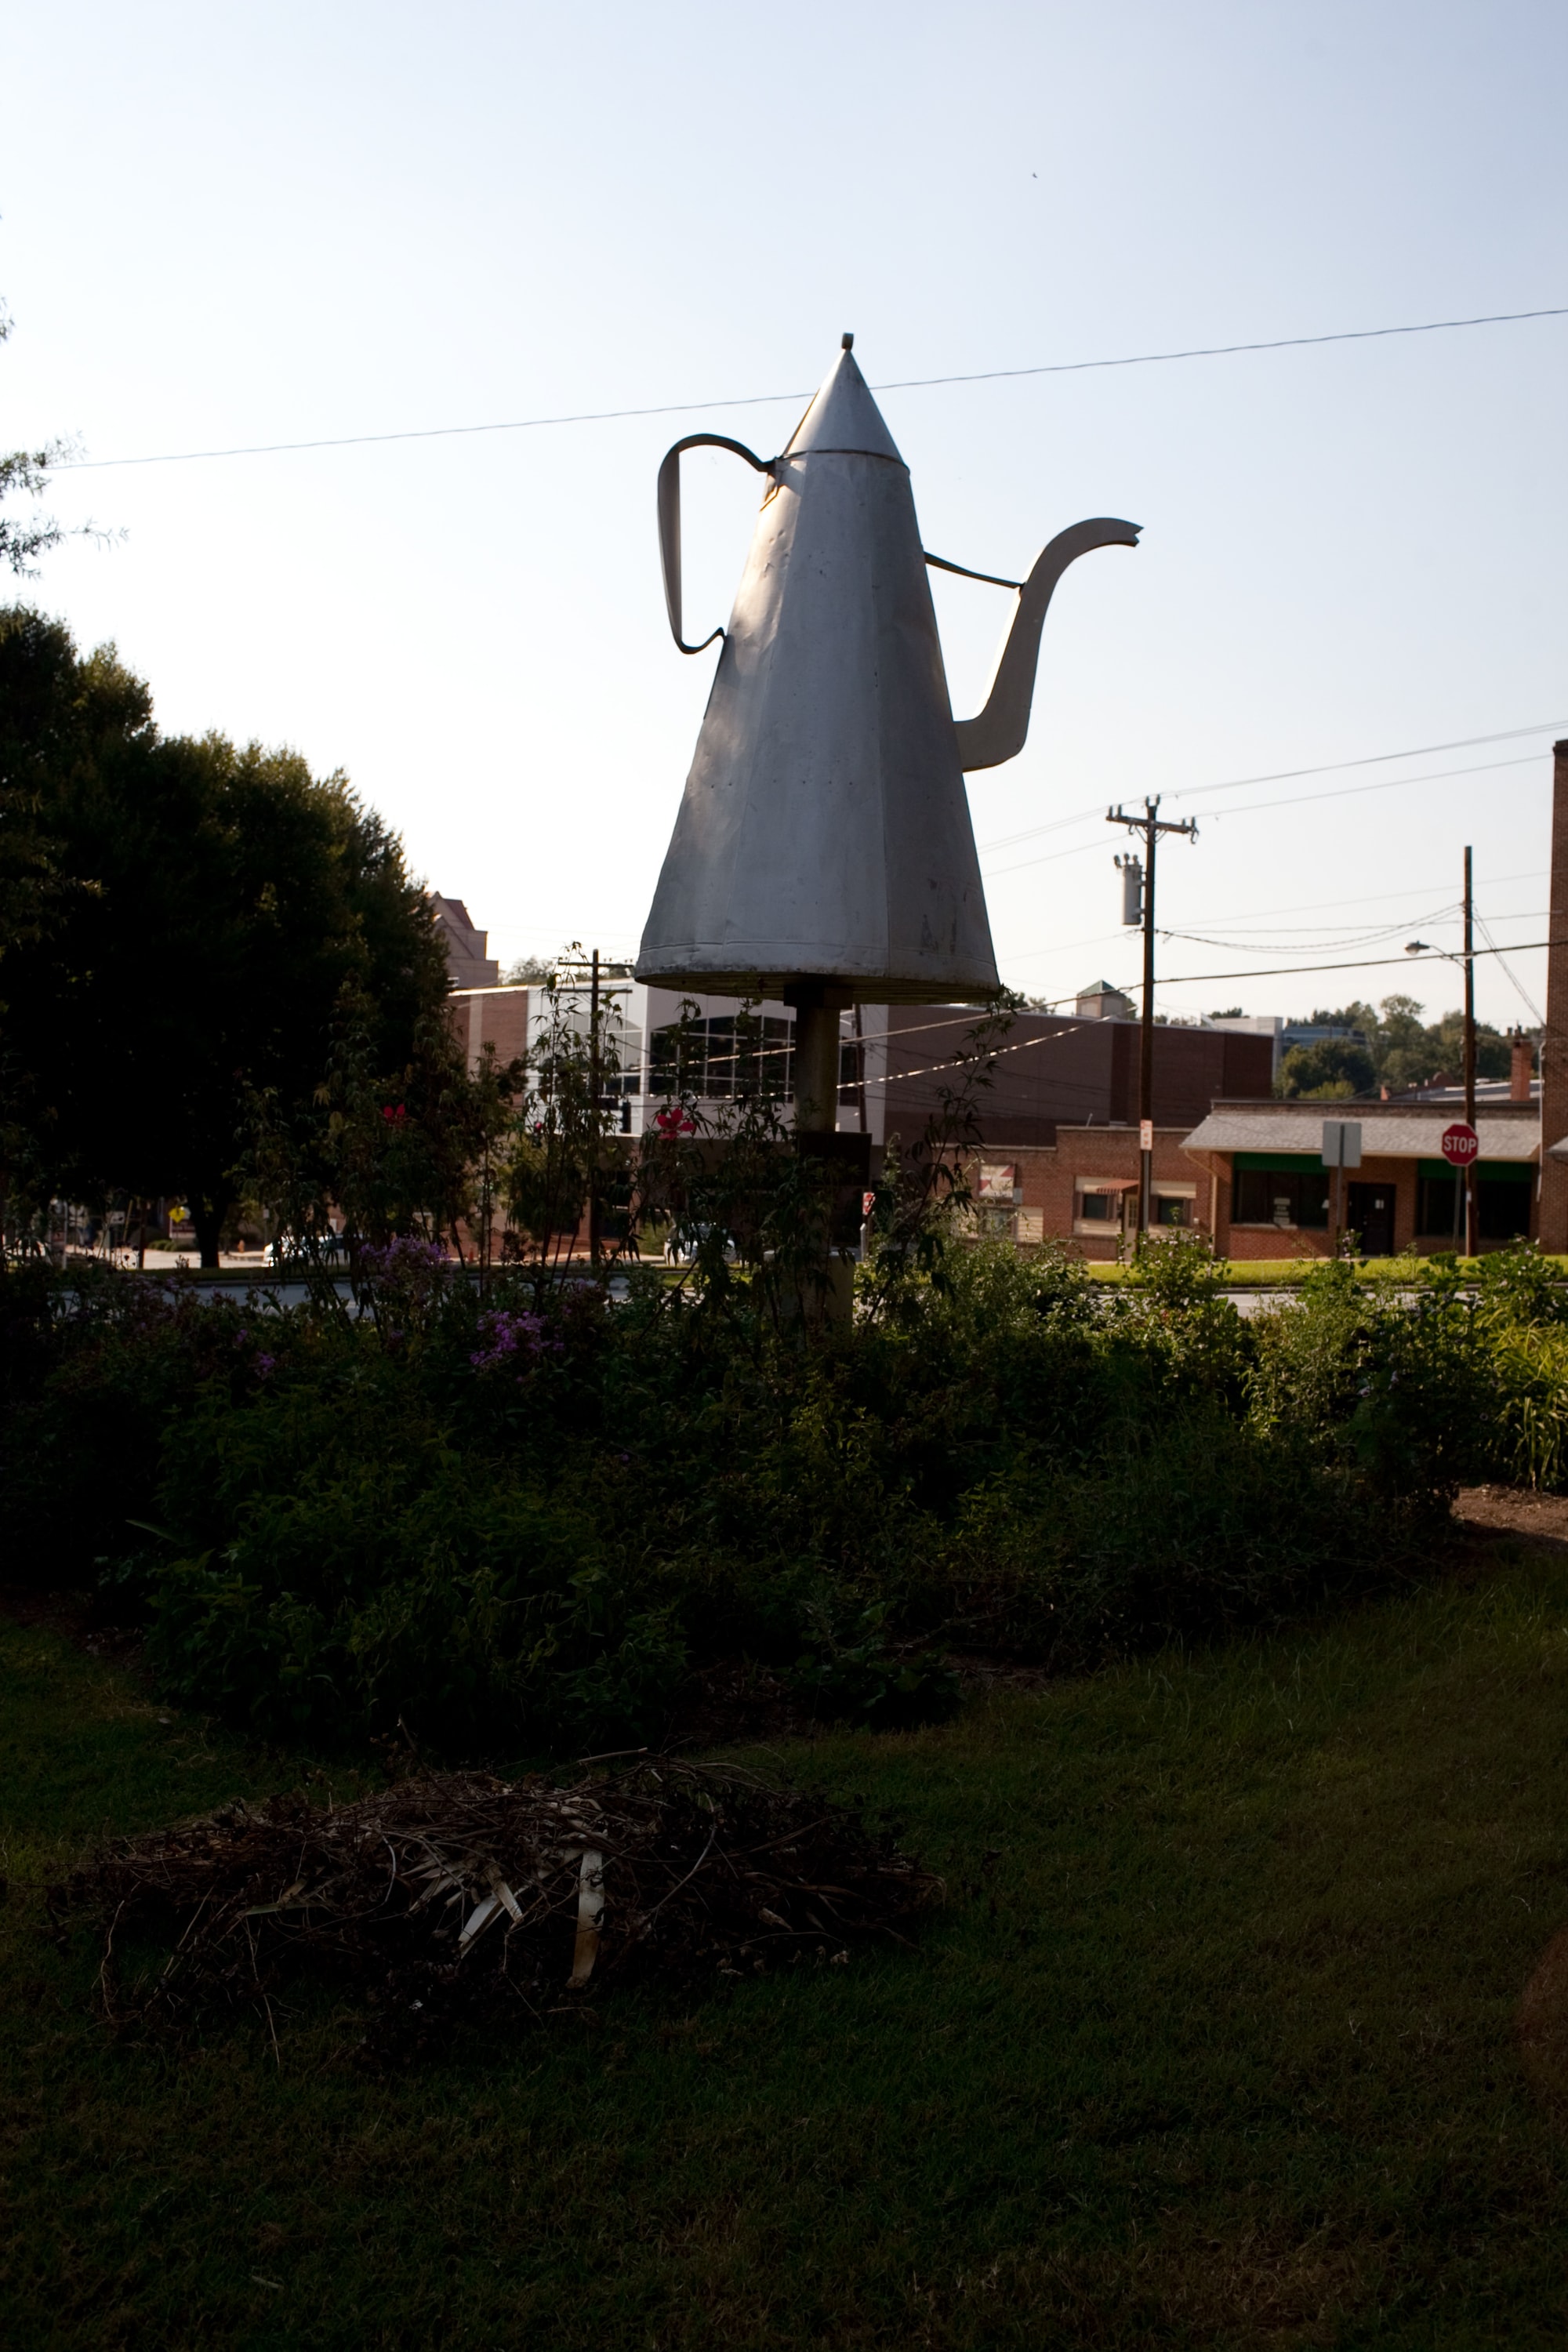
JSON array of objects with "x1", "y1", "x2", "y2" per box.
[
  {"x1": 1407, "y1": 855, "x2": 1483, "y2": 1257},
  {"x1": 1109, "y1": 797, "x2": 1199, "y2": 1238},
  {"x1": 1463, "y1": 845, "x2": 1477, "y2": 1258}
]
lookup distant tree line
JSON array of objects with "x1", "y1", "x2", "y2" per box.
[{"x1": 1276, "y1": 993, "x2": 1520, "y2": 1101}]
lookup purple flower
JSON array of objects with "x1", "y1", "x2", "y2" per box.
[
  {"x1": 470, "y1": 1308, "x2": 550, "y2": 1376},
  {"x1": 361, "y1": 1236, "x2": 451, "y2": 1278},
  {"x1": 256, "y1": 1352, "x2": 277, "y2": 1377}
]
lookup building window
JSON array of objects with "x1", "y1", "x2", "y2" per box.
[
  {"x1": 1073, "y1": 1181, "x2": 1132, "y2": 1237},
  {"x1": 1417, "y1": 1175, "x2": 1455, "y2": 1236},
  {"x1": 1154, "y1": 1193, "x2": 1189, "y2": 1227},
  {"x1": 1417, "y1": 1174, "x2": 1531, "y2": 1241},
  {"x1": 1232, "y1": 1167, "x2": 1330, "y2": 1229},
  {"x1": 648, "y1": 1015, "x2": 795, "y2": 1102}
]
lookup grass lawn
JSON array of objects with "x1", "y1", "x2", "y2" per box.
[{"x1": 4, "y1": 1546, "x2": 1568, "y2": 2350}]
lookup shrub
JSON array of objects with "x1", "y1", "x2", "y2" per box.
[
  {"x1": 1250, "y1": 1258, "x2": 1494, "y2": 1505},
  {"x1": 932, "y1": 1408, "x2": 1373, "y2": 1664},
  {"x1": 0, "y1": 1263, "x2": 299, "y2": 1588},
  {"x1": 1470, "y1": 1240, "x2": 1568, "y2": 1490},
  {"x1": 0, "y1": 1260, "x2": 680, "y2": 1750},
  {"x1": 143, "y1": 1377, "x2": 684, "y2": 1751},
  {"x1": 15, "y1": 1213, "x2": 1563, "y2": 1758}
]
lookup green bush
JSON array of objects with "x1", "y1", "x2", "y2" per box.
[
  {"x1": 932, "y1": 1407, "x2": 1373, "y2": 1663},
  {"x1": 0, "y1": 1263, "x2": 292, "y2": 1588},
  {"x1": 787, "y1": 1601, "x2": 961, "y2": 1729},
  {"x1": 14, "y1": 1225, "x2": 1568, "y2": 1758},
  {"x1": 139, "y1": 1334, "x2": 682, "y2": 1751}
]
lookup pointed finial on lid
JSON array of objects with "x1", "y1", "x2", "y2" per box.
[{"x1": 785, "y1": 337, "x2": 902, "y2": 461}]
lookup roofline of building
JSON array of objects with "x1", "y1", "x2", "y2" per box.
[{"x1": 1203, "y1": 1094, "x2": 1540, "y2": 1118}]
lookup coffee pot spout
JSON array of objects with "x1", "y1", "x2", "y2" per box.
[{"x1": 949, "y1": 518, "x2": 1141, "y2": 771}]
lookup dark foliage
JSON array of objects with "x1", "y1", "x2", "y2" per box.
[
  {"x1": 1276, "y1": 1035, "x2": 1377, "y2": 1099},
  {"x1": 5, "y1": 1229, "x2": 1541, "y2": 1758},
  {"x1": 0, "y1": 606, "x2": 449, "y2": 1261},
  {"x1": 1290, "y1": 992, "x2": 1517, "y2": 1094}
]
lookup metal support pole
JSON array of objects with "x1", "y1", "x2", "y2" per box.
[
  {"x1": 792, "y1": 999, "x2": 842, "y2": 1135},
  {"x1": 787, "y1": 983, "x2": 855, "y2": 1323},
  {"x1": 588, "y1": 947, "x2": 601, "y2": 1271},
  {"x1": 1463, "y1": 846, "x2": 1477, "y2": 1258}
]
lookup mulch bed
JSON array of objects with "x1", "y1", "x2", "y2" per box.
[{"x1": 49, "y1": 1761, "x2": 942, "y2": 2063}]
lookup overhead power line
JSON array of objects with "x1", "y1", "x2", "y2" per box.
[
  {"x1": 1125, "y1": 937, "x2": 1559, "y2": 993},
  {"x1": 1200, "y1": 751, "x2": 1544, "y2": 823},
  {"x1": 58, "y1": 302, "x2": 1568, "y2": 472},
  {"x1": 977, "y1": 721, "x2": 1567, "y2": 858},
  {"x1": 1472, "y1": 910, "x2": 1547, "y2": 1027},
  {"x1": 982, "y1": 752, "x2": 1550, "y2": 880},
  {"x1": 996, "y1": 866, "x2": 1549, "y2": 967}
]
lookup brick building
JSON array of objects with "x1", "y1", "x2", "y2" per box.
[
  {"x1": 432, "y1": 896, "x2": 500, "y2": 990},
  {"x1": 450, "y1": 981, "x2": 532, "y2": 1073},
  {"x1": 964, "y1": 1127, "x2": 1206, "y2": 1259},
  {"x1": 1181, "y1": 1101, "x2": 1538, "y2": 1258},
  {"x1": 1539, "y1": 740, "x2": 1568, "y2": 1251},
  {"x1": 870, "y1": 1004, "x2": 1274, "y2": 1150}
]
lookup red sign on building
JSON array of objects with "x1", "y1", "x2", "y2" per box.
[{"x1": 1440, "y1": 1121, "x2": 1479, "y2": 1167}]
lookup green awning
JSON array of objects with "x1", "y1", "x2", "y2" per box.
[{"x1": 1415, "y1": 1158, "x2": 1532, "y2": 1182}]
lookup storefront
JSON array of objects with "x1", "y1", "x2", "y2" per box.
[{"x1": 1181, "y1": 1104, "x2": 1541, "y2": 1258}]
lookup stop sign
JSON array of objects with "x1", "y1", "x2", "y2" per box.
[{"x1": 1441, "y1": 1120, "x2": 1479, "y2": 1167}]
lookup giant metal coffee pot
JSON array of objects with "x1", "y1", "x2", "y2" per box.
[{"x1": 636, "y1": 335, "x2": 1138, "y2": 1128}]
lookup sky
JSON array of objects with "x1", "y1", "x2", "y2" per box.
[{"x1": 4, "y1": 0, "x2": 1566, "y2": 1035}]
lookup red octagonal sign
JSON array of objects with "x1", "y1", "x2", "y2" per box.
[{"x1": 1441, "y1": 1120, "x2": 1479, "y2": 1167}]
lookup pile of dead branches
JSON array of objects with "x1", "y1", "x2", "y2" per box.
[{"x1": 49, "y1": 1760, "x2": 942, "y2": 2061}]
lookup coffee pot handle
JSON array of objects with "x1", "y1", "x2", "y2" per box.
[{"x1": 657, "y1": 434, "x2": 775, "y2": 653}]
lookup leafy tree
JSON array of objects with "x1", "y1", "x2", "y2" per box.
[
  {"x1": 0, "y1": 299, "x2": 73, "y2": 578},
  {"x1": 0, "y1": 294, "x2": 112, "y2": 579},
  {"x1": 1425, "y1": 1008, "x2": 1511, "y2": 1084},
  {"x1": 0, "y1": 608, "x2": 449, "y2": 1262},
  {"x1": 245, "y1": 977, "x2": 524, "y2": 1282},
  {"x1": 0, "y1": 612, "x2": 158, "y2": 1225},
  {"x1": 1287, "y1": 994, "x2": 1515, "y2": 1095},
  {"x1": 1276, "y1": 1036, "x2": 1375, "y2": 1099}
]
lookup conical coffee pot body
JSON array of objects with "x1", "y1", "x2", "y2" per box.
[
  {"x1": 637, "y1": 347, "x2": 997, "y2": 1004},
  {"x1": 636, "y1": 343, "x2": 1138, "y2": 1004}
]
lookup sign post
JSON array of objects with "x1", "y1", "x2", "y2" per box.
[
  {"x1": 1441, "y1": 1120, "x2": 1479, "y2": 1255},
  {"x1": 1321, "y1": 1120, "x2": 1363, "y2": 1256}
]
